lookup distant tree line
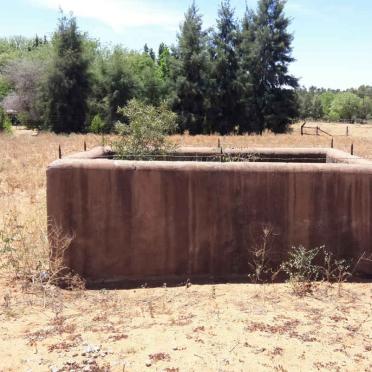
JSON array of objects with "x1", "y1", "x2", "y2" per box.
[
  {"x1": 297, "y1": 86, "x2": 372, "y2": 123},
  {"x1": 0, "y1": 0, "x2": 353, "y2": 135}
]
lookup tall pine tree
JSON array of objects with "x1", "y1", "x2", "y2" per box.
[
  {"x1": 245, "y1": 0, "x2": 298, "y2": 133},
  {"x1": 172, "y1": 2, "x2": 209, "y2": 134},
  {"x1": 237, "y1": 7, "x2": 257, "y2": 133},
  {"x1": 45, "y1": 13, "x2": 90, "y2": 133},
  {"x1": 207, "y1": 0, "x2": 241, "y2": 134}
]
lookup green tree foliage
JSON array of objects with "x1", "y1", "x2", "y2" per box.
[
  {"x1": 171, "y1": 2, "x2": 210, "y2": 134},
  {"x1": 144, "y1": 43, "x2": 155, "y2": 61},
  {"x1": 158, "y1": 43, "x2": 171, "y2": 80},
  {"x1": 207, "y1": 0, "x2": 241, "y2": 134},
  {"x1": 95, "y1": 48, "x2": 138, "y2": 130},
  {"x1": 297, "y1": 89, "x2": 313, "y2": 120},
  {"x1": 89, "y1": 114, "x2": 104, "y2": 133},
  {"x1": 238, "y1": 8, "x2": 258, "y2": 133},
  {"x1": 127, "y1": 52, "x2": 165, "y2": 106},
  {"x1": 297, "y1": 87, "x2": 372, "y2": 122},
  {"x1": 297, "y1": 87, "x2": 324, "y2": 120},
  {"x1": 0, "y1": 36, "x2": 35, "y2": 67},
  {"x1": 91, "y1": 48, "x2": 167, "y2": 132},
  {"x1": 329, "y1": 92, "x2": 362, "y2": 121},
  {"x1": 0, "y1": 77, "x2": 11, "y2": 101},
  {"x1": 45, "y1": 13, "x2": 90, "y2": 133},
  {"x1": 114, "y1": 99, "x2": 177, "y2": 159},
  {"x1": 247, "y1": 0, "x2": 298, "y2": 133},
  {"x1": 0, "y1": 107, "x2": 12, "y2": 133},
  {"x1": 312, "y1": 95, "x2": 323, "y2": 120},
  {"x1": 319, "y1": 91, "x2": 336, "y2": 119},
  {"x1": 3, "y1": 58, "x2": 46, "y2": 127},
  {"x1": 360, "y1": 97, "x2": 372, "y2": 120},
  {"x1": 3, "y1": 2, "x2": 372, "y2": 135},
  {"x1": 0, "y1": 36, "x2": 51, "y2": 103},
  {"x1": 349, "y1": 85, "x2": 372, "y2": 120}
]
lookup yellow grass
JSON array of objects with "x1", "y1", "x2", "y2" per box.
[
  {"x1": 0, "y1": 123, "x2": 371, "y2": 371},
  {"x1": 175, "y1": 122, "x2": 372, "y2": 158}
]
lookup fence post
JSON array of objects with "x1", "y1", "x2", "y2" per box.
[
  {"x1": 331, "y1": 138, "x2": 334, "y2": 148},
  {"x1": 218, "y1": 138, "x2": 221, "y2": 148},
  {"x1": 301, "y1": 121, "x2": 306, "y2": 136},
  {"x1": 346, "y1": 126, "x2": 349, "y2": 136},
  {"x1": 84, "y1": 141, "x2": 87, "y2": 151},
  {"x1": 351, "y1": 143, "x2": 354, "y2": 155},
  {"x1": 58, "y1": 145, "x2": 62, "y2": 159}
]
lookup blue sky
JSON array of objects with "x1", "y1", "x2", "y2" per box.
[{"x1": 0, "y1": 0, "x2": 371, "y2": 89}]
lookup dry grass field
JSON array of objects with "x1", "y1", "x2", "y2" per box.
[{"x1": 0, "y1": 122, "x2": 371, "y2": 372}]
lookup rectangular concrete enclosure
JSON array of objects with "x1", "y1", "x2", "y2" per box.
[{"x1": 47, "y1": 147, "x2": 372, "y2": 284}]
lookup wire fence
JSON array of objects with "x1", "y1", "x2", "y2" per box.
[
  {"x1": 55, "y1": 140, "x2": 362, "y2": 162},
  {"x1": 57, "y1": 152, "x2": 372, "y2": 163},
  {"x1": 300, "y1": 122, "x2": 352, "y2": 137}
]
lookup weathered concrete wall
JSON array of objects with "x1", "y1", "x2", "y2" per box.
[{"x1": 47, "y1": 147, "x2": 372, "y2": 282}]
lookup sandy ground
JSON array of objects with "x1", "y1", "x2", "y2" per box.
[
  {"x1": 0, "y1": 123, "x2": 372, "y2": 371},
  {"x1": 0, "y1": 280, "x2": 371, "y2": 372}
]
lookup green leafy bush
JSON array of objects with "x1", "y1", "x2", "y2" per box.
[
  {"x1": 281, "y1": 245, "x2": 323, "y2": 296},
  {"x1": 113, "y1": 99, "x2": 177, "y2": 159},
  {"x1": 4, "y1": 117, "x2": 12, "y2": 134},
  {"x1": 90, "y1": 114, "x2": 104, "y2": 133},
  {"x1": 281, "y1": 245, "x2": 355, "y2": 296},
  {"x1": 0, "y1": 108, "x2": 12, "y2": 133}
]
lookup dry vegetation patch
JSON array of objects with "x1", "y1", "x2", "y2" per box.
[{"x1": 0, "y1": 124, "x2": 371, "y2": 371}]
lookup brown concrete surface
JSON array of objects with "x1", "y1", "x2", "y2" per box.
[{"x1": 47, "y1": 147, "x2": 372, "y2": 283}]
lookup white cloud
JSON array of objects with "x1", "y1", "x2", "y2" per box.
[{"x1": 29, "y1": 0, "x2": 183, "y2": 31}]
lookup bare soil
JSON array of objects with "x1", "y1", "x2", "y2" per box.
[{"x1": 1, "y1": 280, "x2": 371, "y2": 372}]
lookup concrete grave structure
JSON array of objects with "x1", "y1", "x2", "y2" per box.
[{"x1": 47, "y1": 147, "x2": 372, "y2": 284}]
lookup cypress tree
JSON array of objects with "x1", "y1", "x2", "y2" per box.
[
  {"x1": 172, "y1": 2, "x2": 209, "y2": 134},
  {"x1": 249, "y1": 0, "x2": 298, "y2": 133},
  {"x1": 208, "y1": 0, "x2": 240, "y2": 134},
  {"x1": 237, "y1": 7, "x2": 257, "y2": 133},
  {"x1": 45, "y1": 13, "x2": 90, "y2": 133}
]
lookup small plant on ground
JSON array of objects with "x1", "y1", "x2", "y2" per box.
[
  {"x1": 321, "y1": 249, "x2": 351, "y2": 283},
  {"x1": 47, "y1": 221, "x2": 85, "y2": 290},
  {"x1": 113, "y1": 99, "x2": 178, "y2": 160},
  {"x1": 281, "y1": 245, "x2": 323, "y2": 296},
  {"x1": 259, "y1": 243, "x2": 354, "y2": 296},
  {"x1": 0, "y1": 209, "x2": 84, "y2": 301},
  {"x1": 320, "y1": 248, "x2": 352, "y2": 295},
  {"x1": 247, "y1": 225, "x2": 280, "y2": 283},
  {"x1": 0, "y1": 209, "x2": 41, "y2": 280}
]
